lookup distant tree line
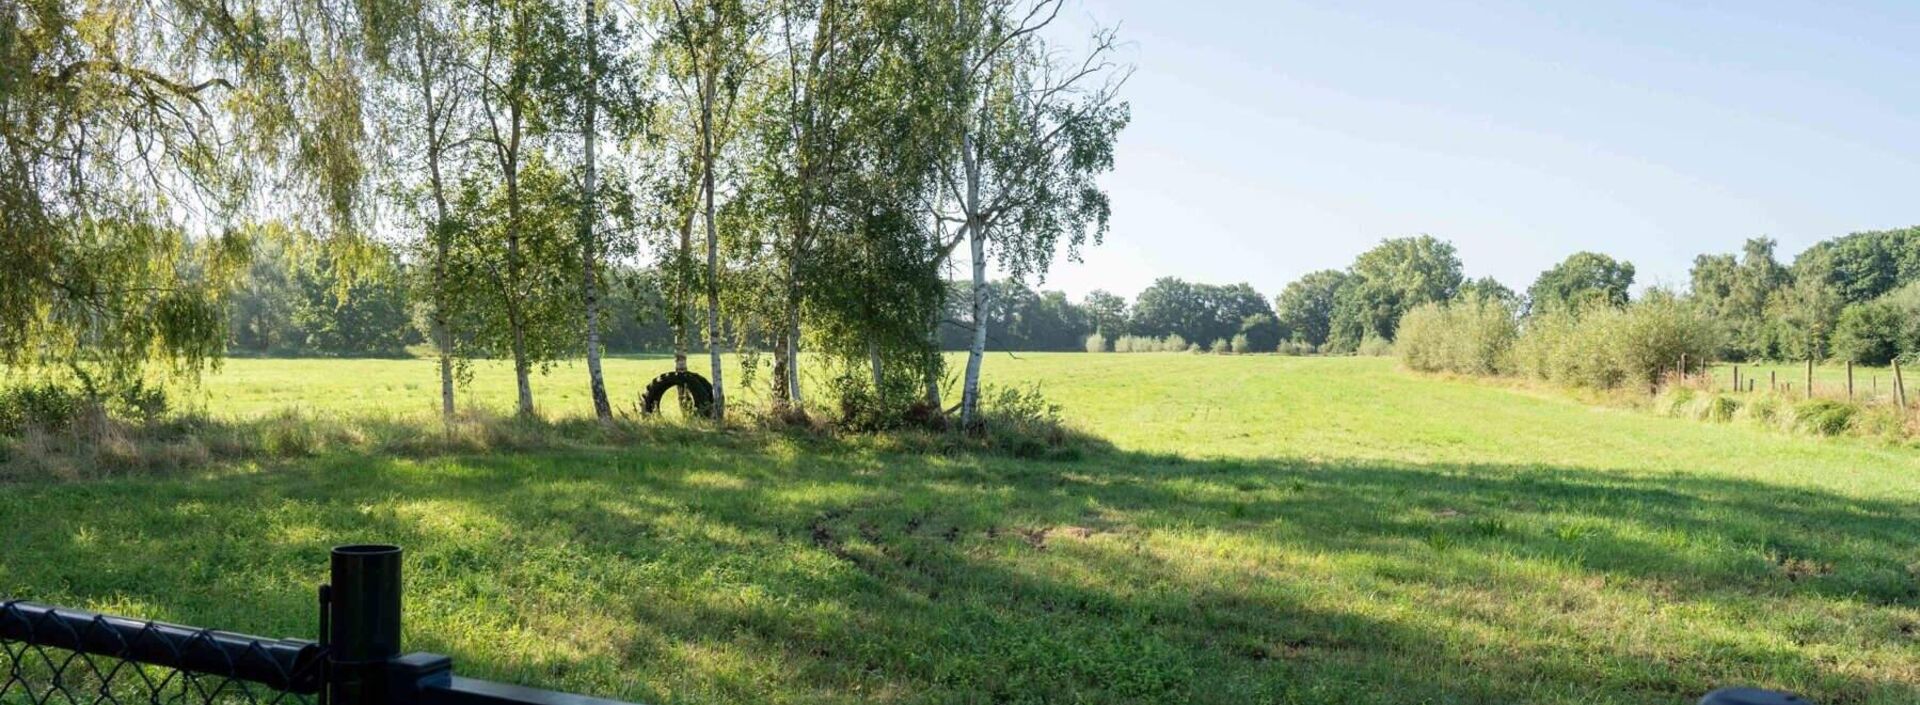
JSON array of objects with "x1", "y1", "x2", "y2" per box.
[{"x1": 225, "y1": 229, "x2": 680, "y2": 358}]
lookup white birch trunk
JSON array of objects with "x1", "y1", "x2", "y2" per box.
[
  {"x1": 961, "y1": 224, "x2": 989, "y2": 427},
  {"x1": 580, "y1": 0, "x2": 611, "y2": 422}
]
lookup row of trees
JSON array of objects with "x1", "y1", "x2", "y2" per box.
[
  {"x1": 1264, "y1": 227, "x2": 1919, "y2": 366},
  {"x1": 3, "y1": 0, "x2": 1132, "y2": 427},
  {"x1": 226, "y1": 228, "x2": 680, "y2": 357}
]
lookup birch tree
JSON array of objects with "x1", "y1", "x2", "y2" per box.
[
  {"x1": 368, "y1": 0, "x2": 469, "y2": 418},
  {"x1": 1, "y1": 0, "x2": 376, "y2": 385},
  {"x1": 934, "y1": 0, "x2": 1129, "y2": 426},
  {"x1": 462, "y1": 0, "x2": 579, "y2": 418},
  {"x1": 658, "y1": 0, "x2": 768, "y2": 422}
]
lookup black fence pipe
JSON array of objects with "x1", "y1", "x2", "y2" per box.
[
  {"x1": 329, "y1": 544, "x2": 405, "y2": 705},
  {"x1": 0, "y1": 600, "x2": 324, "y2": 693}
]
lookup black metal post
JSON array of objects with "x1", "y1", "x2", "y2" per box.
[{"x1": 329, "y1": 544, "x2": 404, "y2": 705}]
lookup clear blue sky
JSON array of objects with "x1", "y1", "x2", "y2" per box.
[{"x1": 1022, "y1": 0, "x2": 1920, "y2": 300}]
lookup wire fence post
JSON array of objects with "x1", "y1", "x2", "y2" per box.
[
  {"x1": 1896, "y1": 359, "x2": 1908, "y2": 413},
  {"x1": 1805, "y1": 358, "x2": 1814, "y2": 400},
  {"x1": 1846, "y1": 361, "x2": 1854, "y2": 400}
]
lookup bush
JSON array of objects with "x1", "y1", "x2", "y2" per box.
[
  {"x1": 0, "y1": 381, "x2": 170, "y2": 436},
  {"x1": 1209, "y1": 337, "x2": 1232, "y2": 354},
  {"x1": 0, "y1": 383, "x2": 87, "y2": 435},
  {"x1": 1792, "y1": 400, "x2": 1856, "y2": 436},
  {"x1": 1084, "y1": 333, "x2": 1108, "y2": 353},
  {"x1": 1395, "y1": 298, "x2": 1518, "y2": 375},
  {"x1": 1230, "y1": 333, "x2": 1251, "y2": 354},
  {"x1": 1831, "y1": 286, "x2": 1920, "y2": 365},
  {"x1": 1164, "y1": 334, "x2": 1188, "y2": 352},
  {"x1": 1356, "y1": 335, "x2": 1394, "y2": 357},
  {"x1": 1278, "y1": 341, "x2": 1315, "y2": 356},
  {"x1": 1515, "y1": 294, "x2": 1715, "y2": 390}
]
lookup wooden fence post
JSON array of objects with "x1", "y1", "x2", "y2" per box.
[
  {"x1": 1770, "y1": 370, "x2": 1776, "y2": 392},
  {"x1": 1896, "y1": 359, "x2": 1908, "y2": 411},
  {"x1": 1847, "y1": 361, "x2": 1854, "y2": 400},
  {"x1": 1806, "y1": 358, "x2": 1814, "y2": 400},
  {"x1": 1733, "y1": 365, "x2": 1740, "y2": 393}
]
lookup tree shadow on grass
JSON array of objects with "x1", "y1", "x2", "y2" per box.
[{"x1": 3, "y1": 443, "x2": 1917, "y2": 704}]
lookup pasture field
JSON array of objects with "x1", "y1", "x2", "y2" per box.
[{"x1": 3, "y1": 354, "x2": 1918, "y2": 704}]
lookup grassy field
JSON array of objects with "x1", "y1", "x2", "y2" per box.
[{"x1": 4, "y1": 354, "x2": 1918, "y2": 704}]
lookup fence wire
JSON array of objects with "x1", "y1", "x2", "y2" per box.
[{"x1": 0, "y1": 601, "x2": 324, "y2": 705}]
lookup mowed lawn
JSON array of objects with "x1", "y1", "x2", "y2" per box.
[{"x1": 3, "y1": 355, "x2": 1918, "y2": 704}]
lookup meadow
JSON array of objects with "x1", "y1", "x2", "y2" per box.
[{"x1": 3, "y1": 354, "x2": 1918, "y2": 704}]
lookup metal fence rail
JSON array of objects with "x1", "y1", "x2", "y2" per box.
[{"x1": 2, "y1": 545, "x2": 633, "y2": 705}]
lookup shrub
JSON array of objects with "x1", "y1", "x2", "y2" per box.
[
  {"x1": 1395, "y1": 298, "x2": 1518, "y2": 375},
  {"x1": 1515, "y1": 294, "x2": 1715, "y2": 390},
  {"x1": 1793, "y1": 400, "x2": 1856, "y2": 436},
  {"x1": 1164, "y1": 334, "x2": 1187, "y2": 352},
  {"x1": 1230, "y1": 334, "x2": 1251, "y2": 354},
  {"x1": 1084, "y1": 333, "x2": 1108, "y2": 353},
  {"x1": 1278, "y1": 341, "x2": 1315, "y2": 356},
  {"x1": 0, "y1": 383, "x2": 87, "y2": 435},
  {"x1": 1209, "y1": 337, "x2": 1232, "y2": 354},
  {"x1": 1356, "y1": 335, "x2": 1394, "y2": 357},
  {"x1": 1831, "y1": 286, "x2": 1920, "y2": 365}
]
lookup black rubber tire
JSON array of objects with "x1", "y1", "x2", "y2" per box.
[{"x1": 640, "y1": 370, "x2": 714, "y2": 416}]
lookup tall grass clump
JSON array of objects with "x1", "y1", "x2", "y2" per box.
[{"x1": 1396, "y1": 297, "x2": 1519, "y2": 375}]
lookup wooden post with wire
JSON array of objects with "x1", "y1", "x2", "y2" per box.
[
  {"x1": 1896, "y1": 359, "x2": 1908, "y2": 412},
  {"x1": 1847, "y1": 361, "x2": 1854, "y2": 400},
  {"x1": 1806, "y1": 358, "x2": 1814, "y2": 400}
]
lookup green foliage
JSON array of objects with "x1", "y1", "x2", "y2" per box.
[
  {"x1": 1527, "y1": 251, "x2": 1635, "y2": 313},
  {"x1": 1328, "y1": 236, "x2": 1464, "y2": 350},
  {"x1": 1274, "y1": 269, "x2": 1348, "y2": 348},
  {"x1": 1689, "y1": 238, "x2": 1791, "y2": 361},
  {"x1": 1396, "y1": 297, "x2": 1519, "y2": 375},
  {"x1": 1355, "y1": 334, "x2": 1394, "y2": 357},
  {"x1": 1830, "y1": 283, "x2": 1920, "y2": 365},
  {"x1": 0, "y1": 380, "x2": 171, "y2": 436},
  {"x1": 940, "y1": 281, "x2": 1093, "y2": 351},
  {"x1": 1229, "y1": 334, "x2": 1251, "y2": 354},
  {"x1": 1236, "y1": 314, "x2": 1283, "y2": 352},
  {"x1": 1764, "y1": 275, "x2": 1844, "y2": 362},
  {"x1": 2, "y1": 0, "x2": 374, "y2": 389},
  {"x1": 1516, "y1": 294, "x2": 1717, "y2": 389},
  {"x1": 1792, "y1": 400, "x2": 1857, "y2": 436},
  {"x1": 1127, "y1": 278, "x2": 1275, "y2": 349},
  {"x1": 1792, "y1": 226, "x2": 1920, "y2": 305},
  {"x1": 1082, "y1": 290, "x2": 1130, "y2": 341},
  {"x1": 1084, "y1": 333, "x2": 1107, "y2": 353}
]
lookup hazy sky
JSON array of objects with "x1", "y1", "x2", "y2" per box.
[{"x1": 1009, "y1": 0, "x2": 1920, "y2": 300}]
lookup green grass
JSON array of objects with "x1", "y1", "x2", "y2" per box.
[{"x1": 4, "y1": 354, "x2": 1919, "y2": 704}]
